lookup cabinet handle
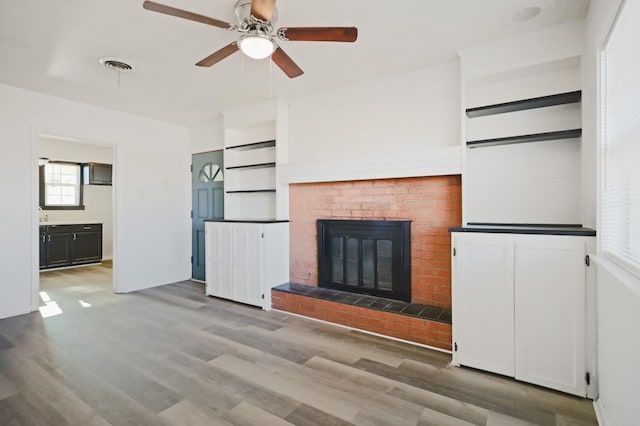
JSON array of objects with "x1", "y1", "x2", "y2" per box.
[
  {"x1": 42, "y1": 235, "x2": 45, "y2": 242},
  {"x1": 47, "y1": 235, "x2": 51, "y2": 242},
  {"x1": 73, "y1": 233, "x2": 77, "y2": 240}
]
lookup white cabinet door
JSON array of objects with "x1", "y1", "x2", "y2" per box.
[
  {"x1": 453, "y1": 233, "x2": 515, "y2": 376},
  {"x1": 205, "y1": 223, "x2": 233, "y2": 300},
  {"x1": 231, "y1": 225, "x2": 263, "y2": 307},
  {"x1": 514, "y1": 235, "x2": 587, "y2": 396}
]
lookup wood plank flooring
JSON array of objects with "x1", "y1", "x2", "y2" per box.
[{"x1": 0, "y1": 264, "x2": 597, "y2": 425}]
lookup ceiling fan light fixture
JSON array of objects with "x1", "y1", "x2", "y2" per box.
[{"x1": 239, "y1": 33, "x2": 275, "y2": 59}]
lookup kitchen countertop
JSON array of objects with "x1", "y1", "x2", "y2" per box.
[
  {"x1": 205, "y1": 219, "x2": 289, "y2": 224},
  {"x1": 449, "y1": 223, "x2": 596, "y2": 236},
  {"x1": 39, "y1": 221, "x2": 103, "y2": 226}
]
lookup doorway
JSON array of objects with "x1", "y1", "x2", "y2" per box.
[
  {"x1": 192, "y1": 150, "x2": 224, "y2": 281},
  {"x1": 36, "y1": 136, "x2": 115, "y2": 313}
]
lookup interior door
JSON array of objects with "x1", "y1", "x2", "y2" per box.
[{"x1": 192, "y1": 151, "x2": 224, "y2": 281}]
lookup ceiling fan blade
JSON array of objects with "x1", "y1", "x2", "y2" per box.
[
  {"x1": 196, "y1": 42, "x2": 240, "y2": 67},
  {"x1": 271, "y1": 47, "x2": 304, "y2": 79},
  {"x1": 278, "y1": 27, "x2": 358, "y2": 42},
  {"x1": 143, "y1": 1, "x2": 233, "y2": 29},
  {"x1": 250, "y1": 0, "x2": 276, "y2": 21}
]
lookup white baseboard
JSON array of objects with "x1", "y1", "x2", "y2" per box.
[
  {"x1": 593, "y1": 399, "x2": 609, "y2": 426},
  {"x1": 0, "y1": 306, "x2": 32, "y2": 320}
]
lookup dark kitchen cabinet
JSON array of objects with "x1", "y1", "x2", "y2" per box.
[
  {"x1": 45, "y1": 225, "x2": 73, "y2": 268},
  {"x1": 71, "y1": 224, "x2": 102, "y2": 264},
  {"x1": 83, "y1": 163, "x2": 112, "y2": 185},
  {"x1": 40, "y1": 224, "x2": 102, "y2": 269}
]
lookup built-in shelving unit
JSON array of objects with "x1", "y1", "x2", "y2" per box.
[
  {"x1": 225, "y1": 162, "x2": 276, "y2": 170},
  {"x1": 467, "y1": 128, "x2": 582, "y2": 148},
  {"x1": 226, "y1": 140, "x2": 276, "y2": 151},
  {"x1": 226, "y1": 189, "x2": 277, "y2": 194},
  {"x1": 465, "y1": 90, "x2": 582, "y2": 118},
  {"x1": 222, "y1": 99, "x2": 289, "y2": 220},
  {"x1": 462, "y1": 56, "x2": 583, "y2": 225},
  {"x1": 465, "y1": 89, "x2": 582, "y2": 149}
]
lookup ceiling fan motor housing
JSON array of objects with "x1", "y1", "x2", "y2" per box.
[{"x1": 234, "y1": 0, "x2": 278, "y2": 28}]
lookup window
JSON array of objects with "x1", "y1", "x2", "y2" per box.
[
  {"x1": 601, "y1": 0, "x2": 640, "y2": 276},
  {"x1": 40, "y1": 162, "x2": 84, "y2": 209}
]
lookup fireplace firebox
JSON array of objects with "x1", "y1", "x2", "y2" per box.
[{"x1": 317, "y1": 220, "x2": 411, "y2": 302}]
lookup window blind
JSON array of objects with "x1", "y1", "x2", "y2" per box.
[{"x1": 601, "y1": 0, "x2": 640, "y2": 275}]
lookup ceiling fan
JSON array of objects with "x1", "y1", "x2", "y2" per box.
[{"x1": 143, "y1": 0, "x2": 358, "y2": 78}]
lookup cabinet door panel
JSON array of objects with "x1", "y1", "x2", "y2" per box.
[
  {"x1": 514, "y1": 235, "x2": 586, "y2": 396},
  {"x1": 46, "y1": 233, "x2": 72, "y2": 267},
  {"x1": 71, "y1": 231, "x2": 102, "y2": 263},
  {"x1": 206, "y1": 224, "x2": 233, "y2": 300},
  {"x1": 453, "y1": 233, "x2": 515, "y2": 376},
  {"x1": 232, "y1": 225, "x2": 263, "y2": 307}
]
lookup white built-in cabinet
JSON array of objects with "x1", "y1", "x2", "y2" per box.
[
  {"x1": 205, "y1": 221, "x2": 289, "y2": 310},
  {"x1": 451, "y1": 231, "x2": 595, "y2": 396}
]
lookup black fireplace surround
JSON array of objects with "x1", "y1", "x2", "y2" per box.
[{"x1": 317, "y1": 219, "x2": 411, "y2": 302}]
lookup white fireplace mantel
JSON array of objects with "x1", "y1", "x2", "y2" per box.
[{"x1": 278, "y1": 146, "x2": 462, "y2": 184}]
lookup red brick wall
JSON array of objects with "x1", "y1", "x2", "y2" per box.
[
  {"x1": 289, "y1": 175, "x2": 462, "y2": 309},
  {"x1": 272, "y1": 291, "x2": 452, "y2": 350}
]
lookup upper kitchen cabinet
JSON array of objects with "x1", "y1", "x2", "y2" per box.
[
  {"x1": 83, "y1": 162, "x2": 112, "y2": 185},
  {"x1": 222, "y1": 98, "x2": 289, "y2": 221}
]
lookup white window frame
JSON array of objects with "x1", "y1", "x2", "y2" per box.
[{"x1": 599, "y1": 0, "x2": 640, "y2": 279}]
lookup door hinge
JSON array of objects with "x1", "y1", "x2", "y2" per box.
[
  {"x1": 261, "y1": 233, "x2": 264, "y2": 238},
  {"x1": 585, "y1": 255, "x2": 590, "y2": 267},
  {"x1": 190, "y1": 210, "x2": 193, "y2": 219},
  {"x1": 190, "y1": 256, "x2": 193, "y2": 264},
  {"x1": 190, "y1": 164, "x2": 193, "y2": 172},
  {"x1": 453, "y1": 247, "x2": 457, "y2": 256},
  {"x1": 261, "y1": 294, "x2": 265, "y2": 299},
  {"x1": 585, "y1": 371, "x2": 591, "y2": 385},
  {"x1": 454, "y1": 342, "x2": 458, "y2": 352}
]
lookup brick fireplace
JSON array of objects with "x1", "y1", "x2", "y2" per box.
[{"x1": 272, "y1": 175, "x2": 461, "y2": 350}]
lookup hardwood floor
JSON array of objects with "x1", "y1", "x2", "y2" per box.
[{"x1": 0, "y1": 264, "x2": 597, "y2": 425}]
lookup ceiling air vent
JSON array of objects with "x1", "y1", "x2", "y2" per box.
[{"x1": 99, "y1": 57, "x2": 133, "y2": 72}]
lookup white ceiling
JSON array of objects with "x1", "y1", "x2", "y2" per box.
[{"x1": 0, "y1": 0, "x2": 589, "y2": 126}]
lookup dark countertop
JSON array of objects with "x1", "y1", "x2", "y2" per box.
[
  {"x1": 449, "y1": 223, "x2": 596, "y2": 236},
  {"x1": 205, "y1": 219, "x2": 290, "y2": 224}
]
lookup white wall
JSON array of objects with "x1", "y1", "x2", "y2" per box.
[
  {"x1": 0, "y1": 83, "x2": 191, "y2": 319},
  {"x1": 281, "y1": 61, "x2": 462, "y2": 183},
  {"x1": 584, "y1": 1, "x2": 640, "y2": 425},
  {"x1": 593, "y1": 258, "x2": 640, "y2": 426},
  {"x1": 190, "y1": 117, "x2": 224, "y2": 154},
  {"x1": 39, "y1": 137, "x2": 114, "y2": 259}
]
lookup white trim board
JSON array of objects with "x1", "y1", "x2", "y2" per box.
[{"x1": 278, "y1": 146, "x2": 462, "y2": 184}]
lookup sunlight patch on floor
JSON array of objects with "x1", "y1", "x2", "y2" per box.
[{"x1": 39, "y1": 301, "x2": 63, "y2": 318}]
